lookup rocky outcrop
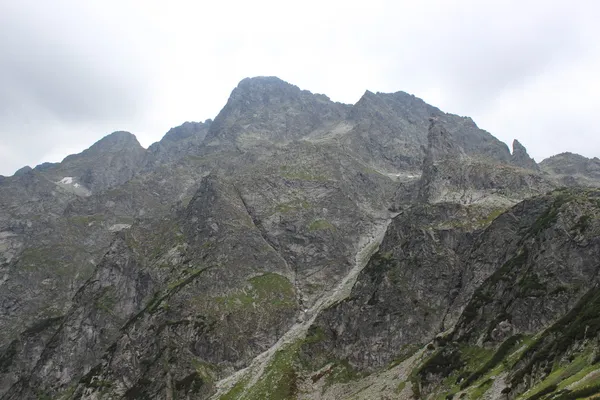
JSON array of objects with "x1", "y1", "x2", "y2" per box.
[
  {"x1": 341, "y1": 91, "x2": 510, "y2": 172},
  {"x1": 417, "y1": 120, "x2": 551, "y2": 206},
  {"x1": 541, "y1": 152, "x2": 600, "y2": 187},
  {"x1": 511, "y1": 139, "x2": 539, "y2": 170},
  {"x1": 145, "y1": 120, "x2": 212, "y2": 167},
  {"x1": 204, "y1": 77, "x2": 349, "y2": 147}
]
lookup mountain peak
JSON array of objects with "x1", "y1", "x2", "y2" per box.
[
  {"x1": 205, "y1": 77, "x2": 346, "y2": 145},
  {"x1": 160, "y1": 121, "x2": 211, "y2": 143},
  {"x1": 88, "y1": 131, "x2": 143, "y2": 153},
  {"x1": 511, "y1": 139, "x2": 539, "y2": 170}
]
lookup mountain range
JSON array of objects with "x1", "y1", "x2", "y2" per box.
[{"x1": 1, "y1": 76, "x2": 600, "y2": 399}]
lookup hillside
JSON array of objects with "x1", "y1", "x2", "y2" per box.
[{"x1": 1, "y1": 77, "x2": 599, "y2": 400}]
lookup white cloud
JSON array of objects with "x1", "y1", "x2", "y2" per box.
[{"x1": 0, "y1": 0, "x2": 598, "y2": 175}]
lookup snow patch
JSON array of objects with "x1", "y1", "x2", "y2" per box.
[
  {"x1": 109, "y1": 224, "x2": 132, "y2": 232},
  {"x1": 59, "y1": 177, "x2": 74, "y2": 184}
]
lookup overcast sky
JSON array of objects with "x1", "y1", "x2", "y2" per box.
[{"x1": 1, "y1": 0, "x2": 598, "y2": 175}]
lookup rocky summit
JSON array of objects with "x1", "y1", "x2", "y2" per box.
[{"x1": 1, "y1": 76, "x2": 600, "y2": 400}]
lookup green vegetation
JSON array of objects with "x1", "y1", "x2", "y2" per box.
[
  {"x1": 325, "y1": 360, "x2": 360, "y2": 385},
  {"x1": 219, "y1": 377, "x2": 251, "y2": 400},
  {"x1": 18, "y1": 247, "x2": 60, "y2": 270},
  {"x1": 461, "y1": 335, "x2": 523, "y2": 389},
  {"x1": 528, "y1": 190, "x2": 575, "y2": 236},
  {"x1": 121, "y1": 265, "x2": 211, "y2": 331},
  {"x1": 308, "y1": 219, "x2": 335, "y2": 231},
  {"x1": 210, "y1": 273, "x2": 296, "y2": 313},
  {"x1": 553, "y1": 383, "x2": 600, "y2": 400},
  {"x1": 366, "y1": 251, "x2": 397, "y2": 285},
  {"x1": 461, "y1": 248, "x2": 529, "y2": 328},
  {"x1": 95, "y1": 287, "x2": 117, "y2": 315},
  {"x1": 395, "y1": 381, "x2": 407, "y2": 393},
  {"x1": 469, "y1": 378, "x2": 493, "y2": 399},
  {"x1": 518, "y1": 271, "x2": 546, "y2": 295},
  {"x1": 557, "y1": 365, "x2": 600, "y2": 390},
  {"x1": 417, "y1": 348, "x2": 464, "y2": 386},
  {"x1": 516, "y1": 348, "x2": 598, "y2": 399},
  {"x1": 54, "y1": 384, "x2": 77, "y2": 400},
  {"x1": 513, "y1": 286, "x2": 600, "y2": 386},
  {"x1": 221, "y1": 342, "x2": 301, "y2": 400},
  {"x1": 280, "y1": 166, "x2": 330, "y2": 182},
  {"x1": 304, "y1": 326, "x2": 327, "y2": 345},
  {"x1": 388, "y1": 344, "x2": 421, "y2": 369},
  {"x1": 273, "y1": 199, "x2": 311, "y2": 214},
  {"x1": 475, "y1": 207, "x2": 506, "y2": 227}
]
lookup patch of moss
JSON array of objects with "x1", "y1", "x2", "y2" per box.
[
  {"x1": 557, "y1": 365, "x2": 600, "y2": 391},
  {"x1": 54, "y1": 384, "x2": 77, "y2": 400},
  {"x1": 281, "y1": 168, "x2": 329, "y2": 182},
  {"x1": 308, "y1": 219, "x2": 335, "y2": 231},
  {"x1": 366, "y1": 251, "x2": 397, "y2": 285},
  {"x1": 211, "y1": 273, "x2": 296, "y2": 313},
  {"x1": 461, "y1": 335, "x2": 523, "y2": 389},
  {"x1": 273, "y1": 199, "x2": 311, "y2": 214},
  {"x1": 236, "y1": 342, "x2": 301, "y2": 400},
  {"x1": 122, "y1": 266, "x2": 210, "y2": 330},
  {"x1": 191, "y1": 360, "x2": 216, "y2": 384},
  {"x1": 476, "y1": 208, "x2": 506, "y2": 227},
  {"x1": 219, "y1": 376, "x2": 250, "y2": 400},
  {"x1": 389, "y1": 344, "x2": 421, "y2": 369},
  {"x1": 18, "y1": 247, "x2": 60, "y2": 270},
  {"x1": 395, "y1": 381, "x2": 407, "y2": 393},
  {"x1": 518, "y1": 272, "x2": 546, "y2": 296},
  {"x1": 304, "y1": 326, "x2": 327, "y2": 345},
  {"x1": 325, "y1": 360, "x2": 360, "y2": 385},
  {"x1": 529, "y1": 191, "x2": 574, "y2": 236},
  {"x1": 523, "y1": 383, "x2": 557, "y2": 400},
  {"x1": 418, "y1": 348, "x2": 465, "y2": 386},
  {"x1": 553, "y1": 383, "x2": 600, "y2": 400},
  {"x1": 95, "y1": 287, "x2": 117, "y2": 315},
  {"x1": 469, "y1": 378, "x2": 493, "y2": 399},
  {"x1": 516, "y1": 348, "x2": 595, "y2": 398},
  {"x1": 513, "y1": 286, "x2": 600, "y2": 386}
]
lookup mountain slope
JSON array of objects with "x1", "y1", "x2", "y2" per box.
[{"x1": 0, "y1": 77, "x2": 599, "y2": 400}]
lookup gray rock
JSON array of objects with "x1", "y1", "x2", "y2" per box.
[
  {"x1": 0, "y1": 76, "x2": 599, "y2": 400},
  {"x1": 511, "y1": 139, "x2": 539, "y2": 170}
]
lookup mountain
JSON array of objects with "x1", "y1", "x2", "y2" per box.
[{"x1": 0, "y1": 77, "x2": 599, "y2": 400}]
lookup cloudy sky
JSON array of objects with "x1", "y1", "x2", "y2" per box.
[{"x1": 1, "y1": 0, "x2": 598, "y2": 175}]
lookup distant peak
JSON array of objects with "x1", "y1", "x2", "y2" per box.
[
  {"x1": 13, "y1": 165, "x2": 32, "y2": 177},
  {"x1": 89, "y1": 131, "x2": 143, "y2": 152},
  {"x1": 512, "y1": 139, "x2": 527, "y2": 153},
  {"x1": 426, "y1": 117, "x2": 466, "y2": 158},
  {"x1": 161, "y1": 121, "x2": 211, "y2": 143},
  {"x1": 237, "y1": 76, "x2": 289, "y2": 86},
  {"x1": 511, "y1": 139, "x2": 539, "y2": 170}
]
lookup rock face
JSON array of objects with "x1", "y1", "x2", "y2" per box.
[
  {"x1": 145, "y1": 120, "x2": 212, "y2": 167},
  {"x1": 541, "y1": 152, "x2": 600, "y2": 187},
  {"x1": 511, "y1": 139, "x2": 540, "y2": 170},
  {"x1": 1, "y1": 77, "x2": 600, "y2": 400},
  {"x1": 205, "y1": 77, "x2": 349, "y2": 148}
]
